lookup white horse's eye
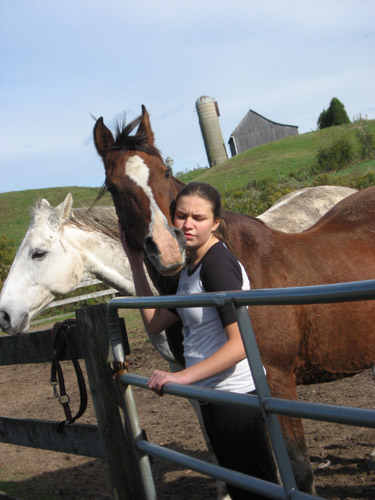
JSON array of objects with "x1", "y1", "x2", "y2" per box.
[{"x1": 31, "y1": 249, "x2": 47, "y2": 260}]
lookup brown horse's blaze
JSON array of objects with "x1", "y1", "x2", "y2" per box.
[{"x1": 144, "y1": 209, "x2": 185, "y2": 274}]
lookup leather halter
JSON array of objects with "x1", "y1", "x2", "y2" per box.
[{"x1": 50, "y1": 319, "x2": 87, "y2": 432}]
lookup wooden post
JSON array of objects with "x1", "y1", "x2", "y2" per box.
[{"x1": 76, "y1": 304, "x2": 149, "y2": 500}]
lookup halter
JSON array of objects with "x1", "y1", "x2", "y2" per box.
[{"x1": 50, "y1": 319, "x2": 87, "y2": 432}]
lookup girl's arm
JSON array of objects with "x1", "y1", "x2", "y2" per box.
[
  {"x1": 119, "y1": 223, "x2": 179, "y2": 335},
  {"x1": 147, "y1": 321, "x2": 246, "y2": 393}
]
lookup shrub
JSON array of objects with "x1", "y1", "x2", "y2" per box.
[
  {"x1": 357, "y1": 125, "x2": 375, "y2": 160},
  {"x1": 312, "y1": 173, "x2": 333, "y2": 186},
  {"x1": 316, "y1": 135, "x2": 356, "y2": 172},
  {"x1": 222, "y1": 189, "x2": 266, "y2": 216},
  {"x1": 354, "y1": 172, "x2": 375, "y2": 189}
]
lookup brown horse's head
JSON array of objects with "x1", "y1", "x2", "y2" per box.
[{"x1": 94, "y1": 105, "x2": 186, "y2": 275}]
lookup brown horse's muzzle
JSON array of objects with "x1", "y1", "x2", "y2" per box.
[{"x1": 144, "y1": 226, "x2": 186, "y2": 275}]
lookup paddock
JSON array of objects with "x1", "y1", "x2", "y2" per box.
[{"x1": 0, "y1": 284, "x2": 374, "y2": 498}]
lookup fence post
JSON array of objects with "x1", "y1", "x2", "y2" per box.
[{"x1": 76, "y1": 304, "x2": 149, "y2": 500}]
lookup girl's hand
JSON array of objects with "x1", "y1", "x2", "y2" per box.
[{"x1": 147, "y1": 369, "x2": 190, "y2": 396}]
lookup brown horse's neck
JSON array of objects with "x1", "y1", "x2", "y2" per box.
[
  {"x1": 171, "y1": 176, "x2": 185, "y2": 194},
  {"x1": 144, "y1": 257, "x2": 179, "y2": 295}
]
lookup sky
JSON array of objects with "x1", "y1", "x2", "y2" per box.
[{"x1": 1, "y1": 0, "x2": 374, "y2": 194}]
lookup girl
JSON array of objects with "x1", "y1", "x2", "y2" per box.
[{"x1": 119, "y1": 182, "x2": 278, "y2": 499}]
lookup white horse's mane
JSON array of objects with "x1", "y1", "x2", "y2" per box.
[{"x1": 32, "y1": 200, "x2": 120, "y2": 241}]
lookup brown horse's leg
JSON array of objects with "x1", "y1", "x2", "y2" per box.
[{"x1": 267, "y1": 368, "x2": 316, "y2": 495}]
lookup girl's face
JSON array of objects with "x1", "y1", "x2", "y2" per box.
[{"x1": 173, "y1": 195, "x2": 220, "y2": 253}]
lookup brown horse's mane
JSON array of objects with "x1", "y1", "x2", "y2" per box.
[
  {"x1": 171, "y1": 176, "x2": 185, "y2": 190},
  {"x1": 112, "y1": 115, "x2": 163, "y2": 159}
]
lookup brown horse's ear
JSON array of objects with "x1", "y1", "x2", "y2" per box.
[
  {"x1": 93, "y1": 117, "x2": 114, "y2": 158},
  {"x1": 136, "y1": 104, "x2": 155, "y2": 145}
]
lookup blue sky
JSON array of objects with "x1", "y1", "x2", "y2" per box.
[{"x1": 1, "y1": 0, "x2": 374, "y2": 193}]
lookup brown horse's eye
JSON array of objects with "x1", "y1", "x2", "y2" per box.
[{"x1": 164, "y1": 167, "x2": 171, "y2": 179}]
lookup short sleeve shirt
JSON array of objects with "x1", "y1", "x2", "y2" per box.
[{"x1": 176, "y1": 241, "x2": 255, "y2": 393}]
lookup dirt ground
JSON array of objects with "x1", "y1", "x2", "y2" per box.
[{"x1": 0, "y1": 321, "x2": 374, "y2": 500}]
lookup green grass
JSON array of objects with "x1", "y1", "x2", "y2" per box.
[
  {"x1": 0, "y1": 471, "x2": 62, "y2": 500},
  {"x1": 1, "y1": 119, "x2": 374, "y2": 248},
  {"x1": 178, "y1": 120, "x2": 375, "y2": 192},
  {"x1": 119, "y1": 308, "x2": 143, "y2": 331},
  {"x1": 0, "y1": 186, "x2": 113, "y2": 246}
]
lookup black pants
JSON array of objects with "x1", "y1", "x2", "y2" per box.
[{"x1": 199, "y1": 394, "x2": 279, "y2": 500}]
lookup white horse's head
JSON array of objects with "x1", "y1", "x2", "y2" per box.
[{"x1": 0, "y1": 193, "x2": 84, "y2": 334}]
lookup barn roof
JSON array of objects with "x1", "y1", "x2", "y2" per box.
[{"x1": 229, "y1": 109, "x2": 298, "y2": 156}]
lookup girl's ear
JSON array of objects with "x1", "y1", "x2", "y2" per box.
[{"x1": 212, "y1": 218, "x2": 220, "y2": 232}]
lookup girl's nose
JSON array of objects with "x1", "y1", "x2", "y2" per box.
[{"x1": 183, "y1": 217, "x2": 193, "y2": 229}]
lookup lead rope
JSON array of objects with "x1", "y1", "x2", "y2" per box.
[{"x1": 50, "y1": 319, "x2": 88, "y2": 432}]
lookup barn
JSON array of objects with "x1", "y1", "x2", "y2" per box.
[{"x1": 228, "y1": 109, "x2": 298, "y2": 156}]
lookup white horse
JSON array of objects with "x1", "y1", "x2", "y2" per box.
[
  {"x1": 258, "y1": 185, "x2": 356, "y2": 232},
  {"x1": 0, "y1": 194, "x2": 175, "y2": 363},
  {"x1": 0, "y1": 185, "x2": 358, "y2": 500}
]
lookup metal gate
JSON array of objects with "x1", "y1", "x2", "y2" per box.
[{"x1": 106, "y1": 279, "x2": 375, "y2": 500}]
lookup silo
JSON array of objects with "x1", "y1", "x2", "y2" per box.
[{"x1": 195, "y1": 96, "x2": 228, "y2": 167}]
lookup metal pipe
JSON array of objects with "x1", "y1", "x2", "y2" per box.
[
  {"x1": 106, "y1": 301, "x2": 126, "y2": 364},
  {"x1": 107, "y1": 280, "x2": 375, "y2": 312},
  {"x1": 135, "y1": 440, "x2": 317, "y2": 500},
  {"x1": 120, "y1": 373, "x2": 375, "y2": 429}
]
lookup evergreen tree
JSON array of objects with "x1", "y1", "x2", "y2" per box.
[
  {"x1": 317, "y1": 97, "x2": 350, "y2": 129},
  {"x1": 317, "y1": 109, "x2": 329, "y2": 129}
]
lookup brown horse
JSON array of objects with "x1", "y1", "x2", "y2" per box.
[{"x1": 94, "y1": 105, "x2": 375, "y2": 495}]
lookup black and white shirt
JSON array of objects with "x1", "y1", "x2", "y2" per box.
[{"x1": 176, "y1": 241, "x2": 256, "y2": 393}]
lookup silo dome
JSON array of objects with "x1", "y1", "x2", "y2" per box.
[
  {"x1": 195, "y1": 95, "x2": 228, "y2": 167},
  {"x1": 195, "y1": 95, "x2": 216, "y2": 107}
]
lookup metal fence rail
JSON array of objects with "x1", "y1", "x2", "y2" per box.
[{"x1": 106, "y1": 279, "x2": 375, "y2": 500}]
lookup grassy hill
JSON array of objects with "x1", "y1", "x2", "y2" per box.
[
  {"x1": 178, "y1": 119, "x2": 375, "y2": 192},
  {"x1": 1, "y1": 119, "x2": 374, "y2": 249},
  {"x1": 0, "y1": 186, "x2": 113, "y2": 246}
]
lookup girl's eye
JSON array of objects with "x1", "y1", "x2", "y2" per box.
[{"x1": 31, "y1": 249, "x2": 47, "y2": 260}]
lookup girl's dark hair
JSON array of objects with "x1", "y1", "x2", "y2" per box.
[{"x1": 170, "y1": 182, "x2": 233, "y2": 251}]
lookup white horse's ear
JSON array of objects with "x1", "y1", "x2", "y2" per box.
[
  {"x1": 56, "y1": 193, "x2": 73, "y2": 222},
  {"x1": 37, "y1": 198, "x2": 51, "y2": 209}
]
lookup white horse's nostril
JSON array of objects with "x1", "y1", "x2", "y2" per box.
[{"x1": 0, "y1": 310, "x2": 11, "y2": 331}]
